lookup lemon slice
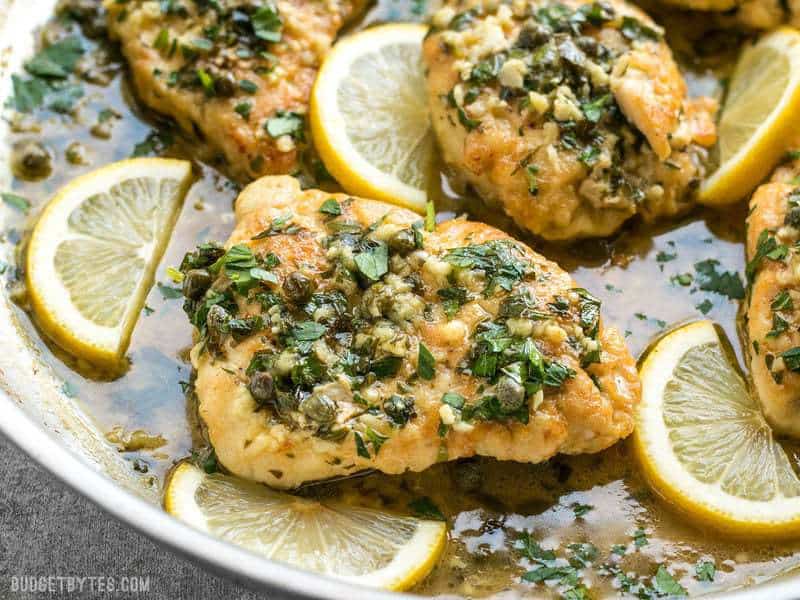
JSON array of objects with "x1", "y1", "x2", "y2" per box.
[
  {"x1": 634, "y1": 320, "x2": 800, "y2": 537},
  {"x1": 165, "y1": 463, "x2": 446, "y2": 590},
  {"x1": 699, "y1": 28, "x2": 800, "y2": 205},
  {"x1": 310, "y1": 24, "x2": 434, "y2": 212},
  {"x1": 26, "y1": 158, "x2": 193, "y2": 372}
]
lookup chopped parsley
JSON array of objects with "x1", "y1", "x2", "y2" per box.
[
  {"x1": 653, "y1": 565, "x2": 687, "y2": 596},
  {"x1": 695, "y1": 560, "x2": 716, "y2": 582},
  {"x1": 781, "y1": 347, "x2": 800, "y2": 372},
  {"x1": 239, "y1": 79, "x2": 258, "y2": 94},
  {"x1": 437, "y1": 286, "x2": 468, "y2": 317},
  {"x1": 1, "y1": 193, "x2": 31, "y2": 213},
  {"x1": 633, "y1": 528, "x2": 649, "y2": 547},
  {"x1": 772, "y1": 290, "x2": 794, "y2": 311},
  {"x1": 694, "y1": 259, "x2": 745, "y2": 300},
  {"x1": 571, "y1": 502, "x2": 594, "y2": 518},
  {"x1": 696, "y1": 299, "x2": 713, "y2": 315},
  {"x1": 8, "y1": 36, "x2": 85, "y2": 113},
  {"x1": 747, "y1": 230, "x2": 788, "y2": 281},
  {"x1": 444, "y1": 240, "x2": 530, "y2": 295},
  {"x1": 265, "y1": 110, "x2": 304, "y2": 140},
  {"x1": 319, "y1": 198, "x2": 342, "y2": 216},
  {"x1": 251, "y1": 3, "x2": 283, "y2": 43},
  {"x1": 291, "y1": 321, "x2": 327, "y2": 342},
  {"x1": 441, "y1": 392, "x2": 466, "y2": 409},
  {"x1": 354, "y1": 242, "x2": 389, "y2": 281},
  {"x1": 525, "y1": 164, "x2": 539, "y2": 195},
  {"x1": 417, "y1": 343, "x2": 435, "y2": 380},
  {"x1": 157, "y1": 282, "x2": 183, "y2": 299},
  {"x1": 234, "y1": 101, "x2": 252, "y2": 120},
  {"x1": 581, "y1": 94, "x2": 610, "y2": 123},
  {"x1": 408, "y1": 497, "x2": 445, "y2": 520},
  {"x1": 252, "y1": 213, "x2": 300, "y2": 238},
  {"x1": 25, "y1": 36, "x2": 84, "y2": 79}
]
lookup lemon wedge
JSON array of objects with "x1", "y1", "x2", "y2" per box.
[
  {"x1": 310, "y1": 24, "x2": 434, "y2": 213},
  {"x1": 634, "y1": 320, "x2": 800, "y2": 537},
  {"x1": 26, "y1": 158, "x2": 193, "y2": 372},
  {"x1": 699, "y1": 28, "x2": 800, "y2": 205},
  {"x1": 165, "y1": 463, "x2": 446, "y2": 590}
]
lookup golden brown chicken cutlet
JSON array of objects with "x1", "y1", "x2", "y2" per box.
[
  {"x1": 745, "y1": 161, "x2": 800, "y2": 438},
  {"x1": 652, "y1": 0, "x2": 800, "y2": 30},
  {"x1": 104, "y1": 0, "x2": 362, "y2": 181},
  {"x1": 180, "y1": 175, "x2": 640, "y2": 488},
  {"x1": 422, "y1": 0, "x2": 717, "y2": 240}
]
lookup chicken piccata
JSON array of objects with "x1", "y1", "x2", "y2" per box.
[
  {"x1": 182, "y1": 176, "x2": 640, "y2": 488},
  {"x1": 422, "y1": 0, "x2": 717, "y2": 240},
  {"x1": 104, "y1": 0, "x2": 363, "y2": 181}
]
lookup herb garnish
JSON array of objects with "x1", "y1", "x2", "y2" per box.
[
  {"x1": 444, "y1": 240, "x2": 530, "y2": 295},
  {"x1": 252, "y1": 213, "x2": 300, "y2": 238},
  {"x1": 1, "y1": 193, "x2": 31, "y2": 213},
  {"x1": 695, "y1": 560, "x2": 716, "y2": 582},
  {"x1": 354, "y1": 242, "x2": 389, "y2": 281},
  {"x1": 319, "y1": 198, "x2": 342, "y2": 216},
  {"x1": 251, "y1": 3, "x2": 283, "y2": 43},
  {"x1": 417, "y1": 343, "x2": 435, "y2": 380},
  {"x1": 408, "y1": 497, "x2": 445, "y2": 520},
  {"x1": 265, "y1": 110, "x2": 304, "y2": 140},
  {"x1": 694, "y1": 259, "x2": 745, "y2": 300},
  {"x1": 747, "y1": 230, "x2": 787, "y2": 281}
]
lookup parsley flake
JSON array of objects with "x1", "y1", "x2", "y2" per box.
[{"x1": 417, "y1": 343, "x2": 435, "y2": 380}]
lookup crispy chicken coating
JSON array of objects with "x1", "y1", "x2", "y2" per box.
[
  {"x1": 654, "y1": 0, "x2": 800, "y2": 30},
  {"x1": 745, "y1": 162, "x2": 800, "y2": 437},
  {"x1": 422, "y1": 0, "x2": 716, "y2": 240},
  {"x1": 183, "y1": 176, "x2": 640, "y2": 488},
  {"x1": 105, "y1": 0, "x2": 362, "y2": 181}
]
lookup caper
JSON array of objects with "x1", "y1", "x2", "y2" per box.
[
  {"x1": 248, "y1": 371, "x2": 275, "y2": 404},
  {"x1": 383, "y1": 394, "x2": 416, "y2": 426},
  {"x1": 182, "y1": 269, "x2": 212, "y2": 300},
  {"x1": 206, "y1": 304, "x2": 231, "y2": 335},
  {"x1": 495, "y1": 376, "x2": 526, "y2": 412},
  {"x1": 65, "y1": 141, "x2": 89, "y2": 165},
  {"x1": 11, "y1": 140, "x2": 52, "y2": 181},
  {"x1": 60, "y1": 0, "x2": 105, "y2": 37},
  {"x1": 213, "y1": 72, "x2": 237, "y2": 98},
  {"x1": 90, "y1": 120, "x2": 113, "y2": 139},
  {"x1": 576, "y1": 36, "x2": 599, "y2": 57},
  {"x1": 516, "y1": 23, "x2": 552, "y2": 49},
  {"x1": 299, "y1": 394, "x2": 337, "y2": 424},
  {"x1": 786, "y1": 207, "x2": 800, "y2": 229},
  {"x1": 282, "y1": 271, "x2": 314, "y2": 303},
  {"x1": 388, "y1": 228, "x2": 418, "y2": 255}
]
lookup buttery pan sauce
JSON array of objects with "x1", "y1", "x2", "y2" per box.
[{"x1": 4, "y1": 0, "x2": 800, "y2": 597}]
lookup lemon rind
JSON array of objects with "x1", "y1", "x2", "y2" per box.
[
  {"x1": 25, "y1": 158, "x2": 193, "y2": 372},
  {"x1": 311, "y1": 24, "x2": 430, "y2": 214},
  {"x1": 699, "y1": 28, "x2": 800, "y2": 206},
  {"x1": 634, "y1": 320, "x2": 800, "y2": 538},
  {"x1": 165, "y1": 462, "x2": 446, "y2": 591}
]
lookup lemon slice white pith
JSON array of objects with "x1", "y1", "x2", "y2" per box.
[
  {"x1": 311, "y1": 24, "x2": 434, "y2": 212},
  {"x1": 26, "y1": 158, "x2": 193, "y2": 371},
  {"x1": 165, "y1": 463, "x2": 447, "y2": 590},
  {"x1": 634, "y1": 320, "x2": 800, "y2": 537},
  {"x1": 700, "y1": 28, "x2": 800, "y2": 205}
]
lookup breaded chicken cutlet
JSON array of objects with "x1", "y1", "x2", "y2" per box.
[{"x1": 180, "y1": 176, "x2": 640, "y2": 488}]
